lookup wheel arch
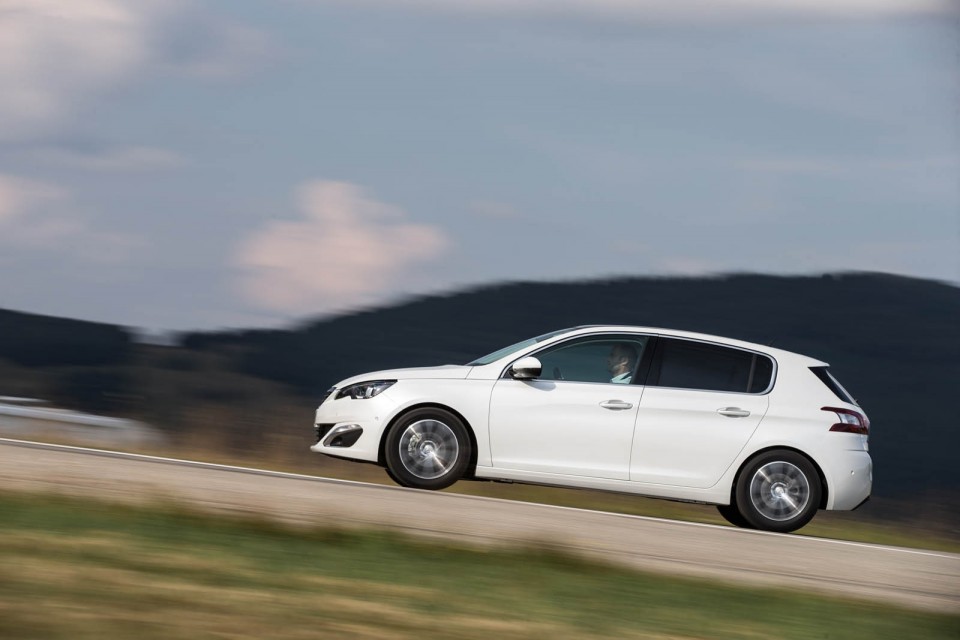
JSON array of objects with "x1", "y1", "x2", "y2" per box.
[
  {"x1": 729, "y1": 445, "x2": 829, "y2": 510},
  {"x1": 377, "y1": 402, "x2": 479, "y2": 478}
]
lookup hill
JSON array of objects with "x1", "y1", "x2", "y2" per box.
[{"x1": 2, "y1": 272, "x2": 958, "y2": 505}]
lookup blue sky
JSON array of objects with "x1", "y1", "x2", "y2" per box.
[{"x1": 0, "y1": 0, "x2": 957, "y2": 331}]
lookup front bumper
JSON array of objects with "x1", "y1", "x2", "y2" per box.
[
  {"x1": 315, "y1": 423, "x2": 364, "y2": 448},
  {"x1": 308, "y1": 392, "x2": 394, "y2": 463}
]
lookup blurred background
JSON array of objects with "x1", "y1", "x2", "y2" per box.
[
  {"x1": 1, "y1": 0, "x2": 958, "y2": 536},
  {"x1": 1, "y1": 273, "x2": 958, "y2": 535},
  {"x1": 2, "y1": 3, "x2": 959, "y2": 637}
]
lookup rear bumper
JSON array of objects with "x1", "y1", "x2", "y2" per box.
[{"x1": 825, "y1": 450, "x2": 872, "y2": 511}]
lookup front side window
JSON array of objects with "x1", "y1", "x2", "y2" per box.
[
  {"x1": 532, "y1": 335, "x2": 650, "y2": 384},
  {"x1": 652, "y1": 338, "x2": 773, "y2": 393}
]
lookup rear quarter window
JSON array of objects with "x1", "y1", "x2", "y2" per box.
[{"x1": 810, "y1": 366, "x2": 858, "y2": 405}]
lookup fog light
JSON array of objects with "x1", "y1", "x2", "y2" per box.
[{"x1": 323, "y1": 424, "x2": 363, "y2": 448}]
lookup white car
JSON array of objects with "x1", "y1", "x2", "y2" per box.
[{"x1": 311, "y1": 326, "x2": 872, "y2": 532}]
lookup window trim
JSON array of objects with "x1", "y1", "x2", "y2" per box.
[
  {"x1": 647, "y1": 336, "x2": 778, "y2": 396},
  {"x1": 500, "y1": 332, "x2": 656, "y2": 386}
]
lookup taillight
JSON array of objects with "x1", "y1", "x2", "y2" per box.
[{"x1": 823, "y1": 406, "x2": 869, "y2": 436}]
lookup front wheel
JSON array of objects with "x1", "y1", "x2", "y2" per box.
[
  {"x1": 734, "y1": 450, "x2": 821, "y2": 533},
  {"x1": 384, "y1": 408, "x2": 471, "y2": 490}
]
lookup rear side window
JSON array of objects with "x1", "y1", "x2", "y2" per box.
[
  {"x1": 651, "y1": 338, "x2": 774, "y2": 394},
  {"x1": 810, "y1": 366, "x2": 858, "y2": 405}
]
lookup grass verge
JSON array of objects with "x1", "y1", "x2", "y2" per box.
[{"x1": 0, "y1": 491, "x2": 956, "y2": 640}]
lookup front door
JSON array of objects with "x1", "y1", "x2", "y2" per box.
[{"x1": 488, "y1": 334, "x2": 650, "y2": 480}]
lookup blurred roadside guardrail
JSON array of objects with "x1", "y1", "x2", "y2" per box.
[{"x1": 0, "y1": 396, "x2": 162, "y2": 448}]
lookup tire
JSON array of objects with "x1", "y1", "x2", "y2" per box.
[
  {"x1": 716, "y1": 503, "x2": 754, "y2": 529},
  {"x1": 735, "y1": 450, "x2": 821, "y2": 533},
  {"x1": 384, "y1": 408, "x2": 471, "y2": 490}
]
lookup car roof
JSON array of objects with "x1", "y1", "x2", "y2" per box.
[{"x1": 555, "y1": 325, "x2": 829, "y2": 367}]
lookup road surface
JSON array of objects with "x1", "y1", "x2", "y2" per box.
[{"x1": 1, "y1": 437, "x2": 957, "y2": 613}]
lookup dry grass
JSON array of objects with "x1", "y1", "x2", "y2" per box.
[{"x1": 0, "y1": 492, "x2": 957, "y2": 640}]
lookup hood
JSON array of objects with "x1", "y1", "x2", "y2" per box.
[{"x1": 336, "y1": 364, "x2": 473, "y2": 387}]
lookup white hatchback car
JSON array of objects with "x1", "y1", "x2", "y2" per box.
[{"x1": 311, "y1": 326, "x2": 872, "y2": 532}]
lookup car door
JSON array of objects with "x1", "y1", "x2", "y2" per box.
[
  {"x1": 630, "y1": 337, "x2": 773, "y2": 488},
  {"x1": 488, "y1": 334, "x2": 650, "y2": 480}
]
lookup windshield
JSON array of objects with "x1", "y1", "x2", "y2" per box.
[{"x1": 466, "y1": 328, "x2": 574, "y2": 366}]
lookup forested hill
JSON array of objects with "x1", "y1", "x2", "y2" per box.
[
  {"x1": 184, "y1": 272, "x2": 957, "y2": 398},
  {"x1": 2, "y1": 272, "x2": 958, "y2": 502}
]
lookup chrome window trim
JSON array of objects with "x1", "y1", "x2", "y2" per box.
[
  {"x1": 497, "y1": 330, "x2": 778, "y2": 394},
  {"x1": 499, "y1": 332, "x2": 654, "y2": 384}
]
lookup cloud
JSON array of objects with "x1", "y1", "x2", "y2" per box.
[
  {"x1": 235, "y1": 180, "x2": 451, "y2": 315},
  {"x1": 0, "y1": 1, "x2": 275, "y2": 141},
  {"x1": 0, "y1": 0, "x2": 152, "y2": 140},
  {"x1": 0, "y1": 175, "x2": 62, "y2": 223},
  {"x1": 0, "y1": 173, "x2": 140, "y2": 262},
  {"x1": 31, "y1": 145, "x2": 186, "y2": 171}
]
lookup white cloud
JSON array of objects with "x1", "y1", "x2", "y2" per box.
[
  {"x1": 0, "y1": 0, "x2": 275, "y2": 141},
  {"x1": 0, "y1": 0, "x2": 152, "y2": 140},
  {"x1": 235, "y1": 180, "x2": 451, "y2": 315},
  {"x1": 32, "y1": 145, "x2": 186, "y2": 171},
  {"x1": 0, "y1": 175, "x2": 62, "y2": 223},
  {"x1": 0, "y1": 173, "x2": 140, "y2": 262}
]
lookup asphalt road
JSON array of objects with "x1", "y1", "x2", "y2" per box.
[{"x1": 2, "y1": 438, "x2": 957, "y2": 614}]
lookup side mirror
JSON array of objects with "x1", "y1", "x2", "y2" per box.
[{"x1": 510, "y1": 356, "x2": 542, "y2": 380}]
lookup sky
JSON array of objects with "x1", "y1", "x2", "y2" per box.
[{"x1": 0, "y1": 0, "x2": 957, "y2": 332}]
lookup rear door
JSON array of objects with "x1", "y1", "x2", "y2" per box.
[{"x1": 630, "y1": 337, "x2": 773, "y2": 488}]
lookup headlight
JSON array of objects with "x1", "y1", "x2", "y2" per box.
[{"x1": 336, "y1": 380, "x2": 396, "y2": 400}]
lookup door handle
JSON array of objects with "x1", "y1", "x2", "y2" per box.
[
  {"x1": 600, "y1": 400, "x2": 633, "y2": 411},
  {"x1": 717, "y1": 407, "x2": 751, "y2": 418}
]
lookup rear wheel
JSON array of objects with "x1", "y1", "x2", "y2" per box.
[
  {"x1": 735, "y1": 450, "x2": 821, "y2": 533},
  {"x1": 384, "y1": 408, "x2": 471, "y2": 490}
]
